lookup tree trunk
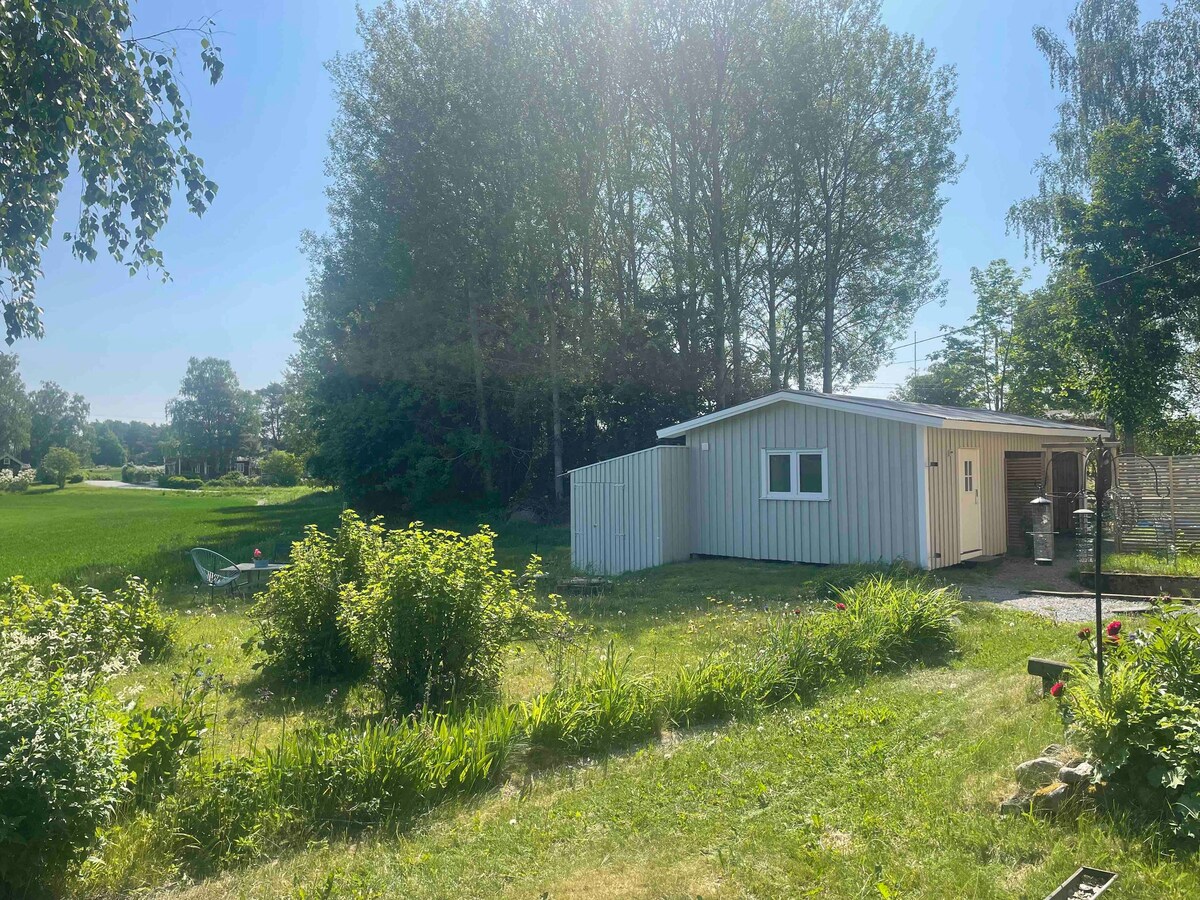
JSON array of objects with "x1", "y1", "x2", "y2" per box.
[
  {"x1": 549, "y1": 295, "x2": 564, "y2": 504},
  {"x1": 467, "y1": 285, "x2": 495, "y2": 495}
]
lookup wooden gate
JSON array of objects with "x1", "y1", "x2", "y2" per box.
[{"x1": 1005, "y1": 451, "x2": 1044, "y2": 555}]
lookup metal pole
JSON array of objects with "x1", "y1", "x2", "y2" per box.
[{"x1": 1093, "y1": 436, "x2": 1105, "y2": 684}]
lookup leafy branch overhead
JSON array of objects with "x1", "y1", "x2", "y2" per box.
[{"x1": 0, "y1": 1, "x2": 224, "y2": 342}]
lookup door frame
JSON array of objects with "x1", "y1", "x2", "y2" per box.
[{"x1": 958, "y1": 447, "x2": 983, "y2": 560}]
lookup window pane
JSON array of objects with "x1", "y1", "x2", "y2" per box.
[
  {"x1": 768, "y1": 453, "x2": 791, "y2": 493},
  {"x1": 797, "y1": 453, "x2": 823, "y2": 494}
]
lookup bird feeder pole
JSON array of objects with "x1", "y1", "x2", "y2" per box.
[{"x1": 1088, "y1": 434, "x2": 1116, "y2": 684}]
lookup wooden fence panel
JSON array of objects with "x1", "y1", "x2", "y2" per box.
[{"x1": 1114, "y1": 455, "x2": 1200, "y2": 552}]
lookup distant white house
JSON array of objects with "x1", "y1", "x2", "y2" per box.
[{"x1": 569, "y1": 390, "x2": 1107, "y2": 575}]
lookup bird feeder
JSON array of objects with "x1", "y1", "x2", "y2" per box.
[
  {"x1": 1074, "y1": 506, "x2": 1096, "y2": 568},
  {"x1": 1029, "y1": 495, "x2": 1054, "y2": 565}
]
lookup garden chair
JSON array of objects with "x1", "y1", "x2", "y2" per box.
[{"x1": 190, "y1": 547, "x2": 249, "y2": 600}]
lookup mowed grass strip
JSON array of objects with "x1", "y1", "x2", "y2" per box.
[
  {"x1": 153, "y1": 606, "x2": 1200, "y2": 900},
  {"x1": 0, "y1": 484, "x2": 342, "y2": 590}
]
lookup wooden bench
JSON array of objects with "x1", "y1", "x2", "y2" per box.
[{"x1": 1027, "y1": 657, "x2": 1070, "y2": 696}]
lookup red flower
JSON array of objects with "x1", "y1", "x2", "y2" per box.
[
  {"x1": 835, "y1": 602, "x2": 847, "y2": 611},
  {"x1": 1050, "y1": 681, "x2": 1065, "y2": 698},
  {"x1": 1077, "y1": 627, "x2": 1092, "y2": 640},
  {"x1": 253, "y1": 548, "x2": 262, "y2": 559},
  {"x1": 1106, "y1": 620, "x2": 1122, "y2": 638}
]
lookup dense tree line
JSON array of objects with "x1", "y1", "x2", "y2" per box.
[{"x1": 293, "y1": 0, "x2": 961, "y2": 507}]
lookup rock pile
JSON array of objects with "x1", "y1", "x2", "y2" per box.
[{"x1": 1000, "y1": 744, "x2": 1098, "y2": 816}]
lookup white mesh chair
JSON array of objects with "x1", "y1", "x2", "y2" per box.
[{"x1": 190, "y1": 548, "x2": 249, "y2": 600}]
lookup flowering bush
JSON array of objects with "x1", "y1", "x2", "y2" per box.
[
  {"x1": 0, "y1": 467, "x2": 35, "y2": 492},
  {"x1": 1061, "y1": 607, "x2": 1200, "y2": 840},
  {"x1": 0, "y1": 576, "x2": 173, "y2": 680}
]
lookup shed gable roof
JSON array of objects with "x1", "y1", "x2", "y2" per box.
[{"x1": 655, "y1": 390, "x2": 1108, "y2": 440}]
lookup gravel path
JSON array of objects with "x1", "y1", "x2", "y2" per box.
[
  {"x1": 955, "y1": 553, "x2": 1154, "y2": 623},
  {"x1": 988, "y1": 593, "x2": 1152, "y2": 623}
]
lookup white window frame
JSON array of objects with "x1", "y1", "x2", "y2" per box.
[{"x1": 760, "y1": 448, "x2": 829, "y2": 501}]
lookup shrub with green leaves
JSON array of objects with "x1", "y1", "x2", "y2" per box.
[
  {"x1": 260, "y1": 449, "x2": 304, "y2": 486},
  {"x1": 40, "y1": 445, "x2": 81, "y2": 487},
  {"x1": 0, "y1": 575, "x2": 173, "y2": 677},
  {"x1": 1060, "y1": 607, "x2": 1200, "y2": 839},
  {"x1": 340, "y1": 524, "x2": 561, "y2": 709},
  {"x1": 158, "y1": 474, "x2": 202, "y2": 490},
  {"x1": 120, "y1": 686, "x2": 208, "y2": 809},
  {"x1": 121, "y1": 463, "x2": 163, "y2": 484},
  {"x1": 254, "y1": 511, "x2": 386, "y2": 680},
  {"x1": 0, "y1": 671, "x2": 122, "y2": 894}
]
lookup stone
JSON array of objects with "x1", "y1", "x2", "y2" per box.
[
  {"x1": 1017, "y1": 757, "x2": 1064, "y2": 789},
  {"x1": 1000, "y1": 792, "x2": 1032, "y2": 816},
  {"x1": 507, "y1": 506, "x2": 541, "y2": 524},
  {"x1": 1033, "y1": 781, "x2": 1073, "y2": 814},
  {"x1": 1059, "y1": 761, "x2": 1096, "y2": 784},
  {"x1": 1041, "y1": 743, "x2": 1064, "y2": 757}
]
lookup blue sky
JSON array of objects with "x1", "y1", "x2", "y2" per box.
[{"x1": 19, "y1": 1, "x2": 1115, "y2": 420}]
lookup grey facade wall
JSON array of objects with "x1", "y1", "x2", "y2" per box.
[
  {"x1": 569, "y1": 445, "x2": 691, "y2": 575},
  {"x1": 685, "y1": 402, "x2": 924, "y2": 565}
]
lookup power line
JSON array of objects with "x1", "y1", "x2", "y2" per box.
[
  {"x1": 1092, "y1": 244, "x2": 1200, "y2": 287},
  {"x1": 884, "y1": 242, "x2": 1200, "y2": 361}
]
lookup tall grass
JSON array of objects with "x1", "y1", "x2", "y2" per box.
[
  {"x1": 87, "y1": 575, "x2": 960, "y2": 886},
  {"x1": 106, "y1": 706, "x2": 522, "y2": 877},
  {"x1": 523, "y1": 574, "x2": 960, "y2": 752}
]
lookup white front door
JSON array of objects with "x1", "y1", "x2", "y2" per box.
[{"x1": 958, "y1": 448, "x2": 983, "y2": 560}]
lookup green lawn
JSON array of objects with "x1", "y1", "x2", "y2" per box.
[
  {"x1": 139, "y1": 605, "x2": 1200, "y2": 900},
  {"x1": 7, "y1": 486, "x2": 1198, "y2": 898},
  {"x1": 0, "y1": 483, "x2": 343, "y2": 590},
  {"x1": 1106, "y1": 551, "x2": 1200, "y2": 577}
]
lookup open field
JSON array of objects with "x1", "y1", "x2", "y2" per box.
[{"x1": 0, "y1": 483, "x2": 343, "y2": 590}]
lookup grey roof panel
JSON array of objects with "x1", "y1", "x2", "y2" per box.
[{"x1": 656, "y1": 389, "x2": 1107, "y2": 438}]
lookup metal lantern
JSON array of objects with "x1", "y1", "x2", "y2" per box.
[{"x1": 1029, "y1": 495, "x2": 1055, "y2": 565}]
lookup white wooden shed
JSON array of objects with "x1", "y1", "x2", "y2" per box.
[{"x1": 569, "y1": 390, "x2": 1107, "y2": 574}]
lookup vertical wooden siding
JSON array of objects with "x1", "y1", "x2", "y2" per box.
[
  {"x1": 569, "y1": 446, "x2": 691, "y2": 574},
  {"x1": 685, "y1": 403, "x2": 923, "y2": 565},
  {"x1": 924, "y1": 429, "x2": 1089, "y2": 569}
]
